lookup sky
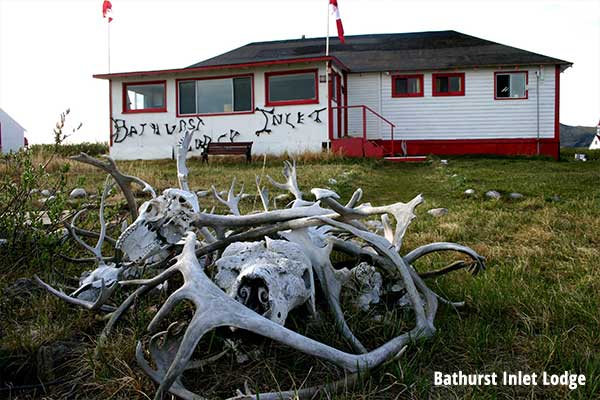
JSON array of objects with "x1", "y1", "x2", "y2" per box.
[{"x1": 0, "y1": 0, "x2": 599, "y2": 144}]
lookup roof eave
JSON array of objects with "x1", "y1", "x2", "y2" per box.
[{"x1": 93, "y1": 56, "x2": 350, "y2": 80}]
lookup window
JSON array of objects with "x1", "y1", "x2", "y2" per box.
[
  {"x1": 432, "y1": 73, "x2": 465, "y2": 96},
  {"x1": 123, "y1": 81, "x2": 166, "y2": 113},
  {"x1": 495, "y1": 71, "x2": 528, "y2": 99},
  {"x1": 392, "y1": 74, "x2": 424, "y2": 97},
  {"x1": 265, "y1": 69, "x2": 319, "y2": 106},
  {"x1": 177, "y1": 75, "x2": 253, "y2": 116}
]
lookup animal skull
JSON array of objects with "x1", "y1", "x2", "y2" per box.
[
  {"x1": 214, "y1": 238, "x2": 314, "y2": 325},
  {"x1": 116, "y1": 189, "x2": 199, "y2": 263}
]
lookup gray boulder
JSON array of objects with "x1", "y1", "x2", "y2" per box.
[
  {"x1": 485, "y1": 190, "x2": 501, "y2": 200},
  {"x1": 69, "y1": 188, "x2": 87, "y2": 199},
  {"x1": 427, "y1": 208, "x2": 448, "y2": 217}
]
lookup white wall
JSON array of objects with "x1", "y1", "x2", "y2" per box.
[
  {"x1": 0, "y1": 108, "x2": 25, "y2": 153},
  {"x1": 347, "y1": 66, "x2": 556, "y2": 141},
  {"x1": 109, "y1": 63, "x2": 330, "y2": 160}
]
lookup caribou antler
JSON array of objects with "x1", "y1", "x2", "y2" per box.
[
  {"x1": 176, "y1": 130, "x2": 195, "y2": 193},
  {"x1": 71, "y1": 153, "x2": 156, "y2": 218},
  {"x1": 211, "y1": 177, "x2": 244, "y2": 216},
  {"x1": 267, "y1": 160, "x2": 302, "y2": 201}
]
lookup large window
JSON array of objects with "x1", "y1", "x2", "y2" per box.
[
  {"x1": 432, "y1": 73, "x2": 465, "y2": 96},
  {"x1": 123, "y1": 81, "x2": 166, "y2": 113},
  {"x1": 265, "y1": 69, "x2": 319, "y2": 106},
  {"x1": 392, "y1": 74, "x2": 424, "y2": 97},
  {"x1": 495, "y1": 71, "x2": 528, "y2": 100},
  {"x1": 177, "y1": 75, "x2": 253, "y2": 116}
]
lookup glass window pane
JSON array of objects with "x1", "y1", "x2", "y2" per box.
[
  {"x1": 126, "y1": 83, "x2": 164, "y2": 110},
  {"x1": 233, "y1": 77, "x2": 252, "y2": 111},
  {"x1": 510, "y1": 73, "x2": 526, "y2": 98},
  {"x1": 178, "y1": 81, "x2": 196, "y2": 114},
  {"x1": 449, "y1": 76, "x2": 461, "y2": 92},
  {"x1": 407, "y1": 77, "x2": 420, "y2": 93},
  {"x1": 269, "y1": 72, "x2": 316, "y2": 102},
  {"x1": 496, "y1": 74, "x2": 510, "y2": 98},
  {"x1": 396, "y1": 78, "x2": 408, "y2": 94},
  {"x1": 436, "y1": 77, "x2": 448, "y2": 93},
  {"x1": 197, "y1": 78, "x2": 233, "y2": 113}
]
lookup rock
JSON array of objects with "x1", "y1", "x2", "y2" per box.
[
  {"x1": 427, "y1": 208, "x2": 448, "y2": 217},
  {"x1": 464, "y1": 189, "x2": 476, "y2": 196},
  {"x1": 440, "y1": 159, "x2": 449, "y2": 165},
  {"x1": 196, "y1": 190, "x2": 210, "y2": 197},
  {"x1": 328, "y1": 178, "x2": 337, "y2": 185},
  {"x1": 69, "y1": 188, "x2": 87, "y2": 199},
  {"x1": 509, "y1": 192, "x2": 524, "y2": 200},
  {"x1": 0, "y1": 238, "x2": 6, "y2": 246},
  {"x1": 485, "y1": 190, "x2": 501, "y2": 200},
  {"x1": 551, "y1": 195, "x2": 561, "y2": 202},
  {"x1": 30, "y1": 189, "x2": 39, "y2": 195},
  {"x1": 240, "y1": 193, "x2": 253, "y2": 200},
  {"x1": 41, "y1": 189, "x2": 51, "y2": 197}
]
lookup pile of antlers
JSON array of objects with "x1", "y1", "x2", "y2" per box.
[{"x1": 36, "y1": 131, "x2": 485, "y2": 399}]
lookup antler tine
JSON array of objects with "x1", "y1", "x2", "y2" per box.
[
  {"x1": 96, "y1": 176, "x2": 115, "y2": 257},
  {"x1": 34, "y1": 275, "x2": 116, "y2": 312},
  {"x1": 211, "y1": 177, "x2": 242, "y2": 216},
  {"x1": 177, "y1": 130, "x2": 194, "y2": 192},
  {"x1": 70, "y1": 209, "x2": 102, "y2": 261},
  {"x1": 266, "y1": 159, "x2": 302, "y2": 200},
  {"x1": 255, "y1": 176, "x2": 270, "y2": 212}
]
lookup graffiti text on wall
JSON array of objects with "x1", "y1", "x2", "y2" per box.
[
  {"x1": 255, "y1": 107, "x2": 325, "y2": 136},
  {"x1": 111, "y1": 117, "x2": 204, "y2": 143}
]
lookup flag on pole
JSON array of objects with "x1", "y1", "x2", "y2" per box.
[
  {"x1": 329, "y1": 0, "x2": 345, "y2": 43},
  {"x1": 102, "y1": 0, "x2": 113, "y2": 22}
]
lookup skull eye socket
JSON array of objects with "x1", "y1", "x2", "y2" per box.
[{"x1": 178, "y1": 196, "x2": 187, "y2": 204}]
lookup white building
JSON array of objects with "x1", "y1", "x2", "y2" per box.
[
  {"x1": 94, "y1": 31, "x2": 572, "y2": 160},
  {"x1": 0, "y1": 108, "x2": 26, "y2": 154},
  {"x1": 589, "y1": 121, "x2": 600, "y2": 150}
]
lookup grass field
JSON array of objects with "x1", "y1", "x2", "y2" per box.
[{"x1": 1, "y1": 153, "x2": 599, "y2": 399}]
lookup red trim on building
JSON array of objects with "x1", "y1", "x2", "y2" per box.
[
  {"x1": 109, "y1": 80, "x2": 113, "y2": 147},
  {"x1": 122, "y1": 80, "x2": 167, "y2": 114},
  {"x1": 375, "y1": 138, "x2": 560, "y2": 159},
  {"x1": 94, "y1": 56, "x2": 350, "y2": 80},
  {"x1": 432, "y1": 72, "x2": 465, "y2": 96},
  {"x1": 493, "y1": 71, "x2": 528, "y2": 100},
  {"x1": 554, "y1": 65, "x2": 560, "y2": 158},
  {"x1": 264, "y1": 69, "x2": 319, "y2": 107},
  {"x1": 175, "y1": 73, "x2": 255, "y2": 118},
  {"x1": 391, "y1": 74, "x2": 424, "y2": 98}
]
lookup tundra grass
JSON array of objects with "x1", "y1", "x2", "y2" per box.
[{"x1": 0, "y1": 154, "x2": 598, "y2": 399}]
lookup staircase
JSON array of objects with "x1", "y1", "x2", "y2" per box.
[{"x1": 330, "y1": 105, "x2": 427, "y2": 162}]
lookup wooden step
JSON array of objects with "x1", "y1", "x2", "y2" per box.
[{"x1": 383, "y1": 156, "x2": 428, "y2": 163}]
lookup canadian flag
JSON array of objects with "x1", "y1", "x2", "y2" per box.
[
  {"x1": 102, "y1": 0, "x2": 113, "y2": 22},
  {"x1": 329, "y1": 0, "x2": 345, "y2": 44}
]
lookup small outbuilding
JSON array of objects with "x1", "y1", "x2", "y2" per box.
[
  {"x1": 0, "y1": 108, "x2": 27, "y2": 154},
  {"x1": 589, "y1": 121, "x2": 600, "y2": 150}
]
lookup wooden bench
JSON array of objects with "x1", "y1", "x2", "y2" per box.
[{"x1": 202, "y1": 142, "x2": 253, "y2": 163}]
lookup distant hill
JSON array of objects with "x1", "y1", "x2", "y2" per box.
[{"x1": 560, "y1": 123, "x2": 596, "y2": 148}]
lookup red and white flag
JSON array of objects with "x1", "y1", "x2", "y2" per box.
[
  {"x1": 329, "y1": 0, "x2": 345, "y2": 43},
  {"x1": 102, "y1": 0, "x2": 113, "y2": 22}
]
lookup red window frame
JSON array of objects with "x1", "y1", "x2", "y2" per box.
[
  {"x1": 494, "y1": 71, "x2": 528, "y2": 100},
  {"x1": 391, "y1": 74, "x2": 424, "y2": 98},
  {"x1": 122, "y1": 80, "x2": 167, "y2": 114},
  {"x1": 175, "y1": 74, "x2": 255, "y2": 117},
  {"x1": 432, "y1": 72, "x2": 465, "y2": 97},
  {"x1": 265, "y1": 69, "x2": 319, "y2": 107}
]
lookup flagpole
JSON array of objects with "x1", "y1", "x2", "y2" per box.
[
  {"x1": 107, "y1": 21, "x2": 111, "y2": 73},
  {"x1": 325, "y1": 0, "x2": 330, "y2": 147}
]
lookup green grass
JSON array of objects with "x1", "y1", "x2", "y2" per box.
[{"x1": 1, "y1": 153, "x2": 599, "y2": 399}]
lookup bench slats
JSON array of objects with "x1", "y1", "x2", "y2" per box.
[{"x1": 203, "y1": 142, "x2": 253, "y2": 163}]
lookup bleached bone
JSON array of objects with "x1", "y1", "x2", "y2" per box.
[
  {"x1": 267, "y1": 160, "x2": 302, "y2": 201},
  {"x1": 212, "y1": 177, "x2": 244, "y2": 216},
  {"x1": 117, "y1": 189, "x2": 199, "y2": 263},
  {"x1": 404, "y1": 242, "x2": 486, "y2": 274},
  {"x1": 131, "y1": 233, "x2": 434, "y2": 400},
  {"x1": 176, "y1": 130, "x2": 194, "y2": 192},
  {"x1": 214, "y1": 238, "x2": 314, "y2": 325},
  {"x1": 255, "y1": 176, "x2": 270, "y2": 212},
  {"x1": 34, "y1": 276, "x2": 117, "y2": 312}
]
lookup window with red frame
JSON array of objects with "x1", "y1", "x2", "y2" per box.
[
  {"x1": 495, "y1": 71, "x2": 527, "y2": 99},
  {"x1": 266, "y1": 70, "x2": 318, "y2": 106},
  {"x1": 432, "y1": 73, "x2": 465, "y2": 96},
  {"x1": 392, "y1": 74, "x2": 424, "y2": 97},
  {"x1": 123, "y1": 81, "x2": 166, "y2": 113},
  {"x1": 178, "y1": 75, "x2": 253, "y2": 116}
]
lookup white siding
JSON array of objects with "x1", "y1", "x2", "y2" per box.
[
  {"x1": 348, "y1": 66, "x2": 556, "y2": 141},
  {"x1": 109, "y1": 64, "x2": 330, "y2": 160}
]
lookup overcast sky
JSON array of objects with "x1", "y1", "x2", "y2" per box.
[{"x1": 0, "y1": 0, "x2": 598, "y2": 144}]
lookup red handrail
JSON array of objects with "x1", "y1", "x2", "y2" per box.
[{"x1": 331, "y1": 105, "x2": 396, "y2": 156}]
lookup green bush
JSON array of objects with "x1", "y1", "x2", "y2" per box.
[{"x1": 28, "y1": 141, "x2": 108, "y2": 158}]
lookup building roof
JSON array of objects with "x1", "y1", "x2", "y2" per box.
[
  {"x1": 189, "y1": 30, "x2": 572, "y2": 73},
  {"x1": 94, "y1": 30, "x2": 572, "y2": 79},
  {"x1": 0, "y1": 108, "x2": 26, "y2": 132}
]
